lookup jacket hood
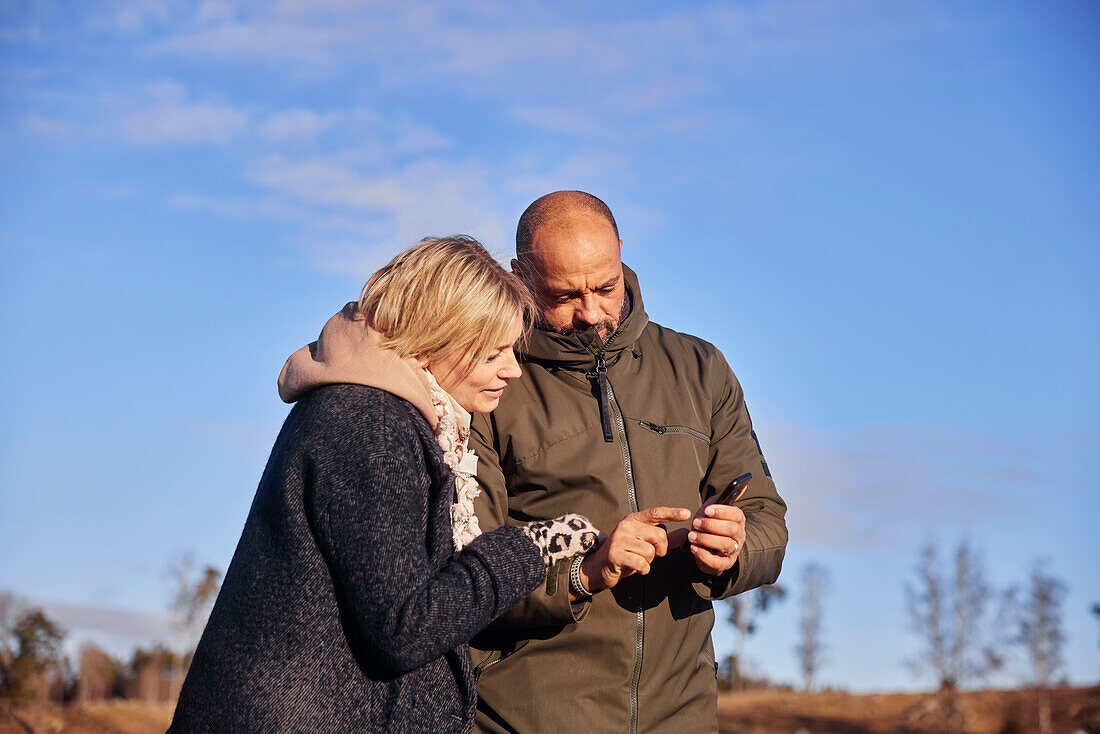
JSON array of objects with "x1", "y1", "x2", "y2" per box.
[
  {"x1": 520, "y1": 263, "x2": 650, "y2": 371},
  {"x1": 277, "y1": 302, "x2": 437, "y2": 428}
]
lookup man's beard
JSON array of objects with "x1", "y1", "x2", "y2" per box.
[
  {"x1": 543, "y1": 291, "x2": 631, "y2": 338},
  {"x1": 551, "y1": 315, "x2": 618, "y2": 338}
]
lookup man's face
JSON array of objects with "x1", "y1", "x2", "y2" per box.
[{"x1": 516, "y1": 216, "x2": 625, "y2": 340}]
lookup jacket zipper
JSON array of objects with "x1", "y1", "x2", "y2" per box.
[
  {"x1": 473, "y1": 649, "x2": 501, "y2": 679},
  {"x1": 605, "y1": 379, "x2": 645, "y2": 734},
  {"x1": 582, "y1": 332, "x2": 644, "y2": 731},
  {"x1": 587, "y1": 353, "x2": 614, "y2": 442},
  {"x1": 638, "y1": 420, "x2": 709, "y2": 443},
  {"x1": 590, "y1": 335, "x2": 644, "y2": 734}
]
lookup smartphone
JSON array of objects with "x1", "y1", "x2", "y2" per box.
[{"x1": 711, "y1": 472, "x2": 752, "y2": 506}]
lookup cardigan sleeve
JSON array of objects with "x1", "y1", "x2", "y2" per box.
[{"x1": 303, "y1": 387, "x2": 546, "y2": 678}]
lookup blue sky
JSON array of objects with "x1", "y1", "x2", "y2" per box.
[{"x1": 1, "y1": 0, "x2": 1097, "y2": 691}]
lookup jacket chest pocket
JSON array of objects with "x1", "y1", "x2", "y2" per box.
[
  {"x1": 626, "y1": 417, "x2": 711, "y2": 509},
  {"x1": 636, "y1": 419, "x2": 709, "y2": 443}
]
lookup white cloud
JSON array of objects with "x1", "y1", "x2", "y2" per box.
[
  {"x1": 6, "y1": 1, "x2": 954, "y2": 173},
  {"x1": 247, "y1": 154, "x2": 409, "y2": 211},
  {"x1": 167, "y1": 191, "x2": 315, "y2": 224},
  {"x1": 507, "y1": 106, "x2": 600, "y2": 135},
  {"x1": 109, "y1": 0, "x2": 176, "y2": 33},
  {"x1": 122, "y1": 0, "x2": 948, "y2": 162},
  {"x1": 38, "y1": 599, "x2": 175, "y2": 660},
  {"x1": 168, "y1": 192, "x2": 258, "y2": 218},
  {"x1": 250, "y1": 153, "x2": 510, "y2": 270},
  {"x1": 297, "y1": 239, "x2": 404, "y2": 279},
  {"x1": 145, "y1": 2, "x2": 949, "y2": 96},
  {"x1": 4, "y1": 1, "x2": 953, "y2": 274},
  {"x1": 258, "y1": 109, "x2": 345, "y2": 143},
  {"x1": 118, "y1": 80, "x2": 247, "y2": 145},
  {"x1": 194, "y1": 0, "x2": 233, "y2": 24},
  {"x1": 504, "y1": 150, "x2": 629, "y2": 201},
  {"x1": 764, "y1": 423, "x2": 1052, "y2": 551},
  {"x1": 23, "y1": 113, "x2": 74, "y2": 137}
]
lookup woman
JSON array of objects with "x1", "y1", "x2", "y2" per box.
[{"x1": 169, "y1": 236, "x2": 598, "y2": 733}]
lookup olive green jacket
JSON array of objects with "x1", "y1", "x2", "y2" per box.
[{"x1": 470, "y1": 265, "x2": 787, "y2": 734}]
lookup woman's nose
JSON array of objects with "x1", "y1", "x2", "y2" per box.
[{"x1": 500, "y1": 350, "x2": 522, "y2": 379}]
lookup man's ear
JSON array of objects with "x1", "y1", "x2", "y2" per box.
[
  {"x1": 511, "y1": 257, "x2": 528, "y2": 282},
  {"x1": 618, "y1": 239, "x2": 623, "y2": 253}
]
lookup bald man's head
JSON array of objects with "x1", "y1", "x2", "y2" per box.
[
  {"x1": 515, "y1": 191, "x2": 619, "y2": 263},
  {"x1": 512, "y1": 191, "x2": 627, "y2": 339}
]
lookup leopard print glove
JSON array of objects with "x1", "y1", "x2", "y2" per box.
[{"x1": 520, "y1": 514, "x2": 600, "y2": 568}]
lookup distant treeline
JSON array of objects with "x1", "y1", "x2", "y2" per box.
[
  {"x1": 1, "y1": 559, "x2": 221, "y2": 706},
  {"x1": 2, "y1": 542, "x2": 1094, "y2": 722},
  {"x1": 1, "y1": 597, "x2": 189, "y2": 705}
]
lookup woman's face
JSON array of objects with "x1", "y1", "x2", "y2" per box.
[{"x1": 428, "y1": 315, "x2": 524, "y2": 414}]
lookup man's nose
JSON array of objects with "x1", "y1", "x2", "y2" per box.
[{"x1": 575, "y1": 294, "x2": 601, "y2": 326}]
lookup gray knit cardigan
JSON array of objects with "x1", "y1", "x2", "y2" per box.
[{"x1": 168, "y1": 384, "x2": 546, "y2": 733}]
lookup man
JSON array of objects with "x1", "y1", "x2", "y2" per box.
[{"x1": 470, "y1": 191, "x2": 787, "y2": 733}]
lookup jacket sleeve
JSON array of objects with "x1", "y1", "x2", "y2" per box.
[
  {"x1": 305, "y1": 391, "x2": 547, "y2": 677},
  {"x1": 691, "y1": 350, "x2": 788, "y2": 601},
  {"x1": 467, "y1": 412, "x2": 587, "y2": 629}
]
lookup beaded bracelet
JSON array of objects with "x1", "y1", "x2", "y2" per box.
[{"x1": 569, "y1": 554, "x2": 592, "y2": 599}]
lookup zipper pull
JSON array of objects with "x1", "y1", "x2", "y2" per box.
[{"x1": 589, "y1": 353, "x2": 614, "y2": 443}]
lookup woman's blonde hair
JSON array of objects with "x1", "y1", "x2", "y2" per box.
[{"x1": 357, "y1": 235, "x2": 534, "y2": 376}]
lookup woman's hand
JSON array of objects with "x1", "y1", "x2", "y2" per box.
[{"x1": 521, "y1": 514, "x2": 600, "y2": 568}]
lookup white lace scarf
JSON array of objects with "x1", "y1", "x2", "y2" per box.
[{"x1": 424, "y1": 369, "x2": 482, "y2": 551}]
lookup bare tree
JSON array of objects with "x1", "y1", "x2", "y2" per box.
[
  {"x1": 77, "y1": 643, "x2": 122, "y2": 701},
  {"x1": 126, "y1": 645, "x2": 178, "y2": 703},
  {"x1": 794, "y1": 563, "x2": 828, "y2": 692},
  {"x1": 166, "y1": 554, "x2": 222, "y2": 698},
  {"x1": 725, "y1": 584, "x2": 786, "y2": 688},
  {"x1": 1093, "y1": 603, "x2": 1100, "y2": 677},
  {"x1": 907, "y1": 545, "x2": 948, "y2": 686},
  {"x1": 905, "y1": 541, "x2": 1001, "y2": 690},
  {"x1": 1006, "y1": 561, "x2": 1067, "y2": 734},
  {"x1": 1014, "y1": 561, "x2": 1066, "y2": 687}
]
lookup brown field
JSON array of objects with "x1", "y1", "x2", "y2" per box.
[
  {"x1": 1, "y1": 687, "x2": 1096, "y2": 733},
  {"x1": 718, "y1": 686, "x2": 1100, "y2": 734},
  {"x1": 0, "y1": 701, "x2": 174, "y2": 734}
]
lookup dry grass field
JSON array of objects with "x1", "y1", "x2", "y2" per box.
[
  {"x1": 1, "y1": 687, "x2": 1096, "y2": 733},
  {"x1": 718, "y1": 686, "x2": 1100, "y2": 734},
  {"x1": 0, "y1": 701, "x2": 174, "y2": 734}
]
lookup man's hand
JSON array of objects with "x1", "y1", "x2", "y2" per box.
[
  {"x1": 670, "y1": 494, "x2": 748, "y2": 576},
  {"x1": 577, "y1": 507, "x2": 691, "y2": 594}
]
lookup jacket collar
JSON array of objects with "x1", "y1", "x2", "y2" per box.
[{"x1": 520, "y1": 263, "x2": 649, "y2": 371}]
